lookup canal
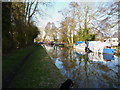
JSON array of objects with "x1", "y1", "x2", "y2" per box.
[{"x1": 43, "y1": 45, "x2": 120, "y2": 88}]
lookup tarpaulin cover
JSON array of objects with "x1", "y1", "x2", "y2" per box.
[{"x1": 88, "y1": 41, "x2": 112, "y2": 53}]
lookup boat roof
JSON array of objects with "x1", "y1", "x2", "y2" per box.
[{"x1": 76, "y1": 41, "x2": 83, "y2": 44}]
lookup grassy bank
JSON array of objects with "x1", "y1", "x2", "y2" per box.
[
  {"x1": 3, "y1": 44, "x2": 65, "y2": 88},
  {"x1": 3, "y1": 44, "x2": 37, "y2": 77}
]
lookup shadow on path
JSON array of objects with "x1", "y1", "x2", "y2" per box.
[{"x1": 2, "y1": 48, "x2": 37, "y2": 88}]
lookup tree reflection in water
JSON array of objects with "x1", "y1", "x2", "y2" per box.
[{"x1": 44, "y1": 45, "x2": 120, "y2": 88}]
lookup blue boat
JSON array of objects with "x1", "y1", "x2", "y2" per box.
[
  {"x1": 103, "y1": 48, "x2": 115, "y2": 55},
  {"x1": 103, "y1": 54, "x2": 114, "y2": 60}
]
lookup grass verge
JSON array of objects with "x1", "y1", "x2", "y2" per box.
[
  {"x1": 3, "y1": 44, "x2": 38, "y2": 77},
  {"x1": 3, "y1": 44, "x2": 65, "y2": 88}
]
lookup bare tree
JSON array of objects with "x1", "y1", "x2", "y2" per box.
[
  {"x1": 25, "y1": 0, "x2": 38, "y2": 25},
  {"x1": 43, "y1": 22, "x2": 51, "y2": 41}
]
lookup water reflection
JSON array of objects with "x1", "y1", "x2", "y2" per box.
[{"x1": 44, "y1": 45, "x2": 120, "y2": 88}]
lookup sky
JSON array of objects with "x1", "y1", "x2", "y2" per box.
[
  {"x1": 1, "y1": 0, "x2": 119, "y2": 2},
  {"x1": 35, "y1": 2, "x2": 71, "y2": 28},
  {"x1": 34, "y1": 0, "x2": 118, "y2": 28}
]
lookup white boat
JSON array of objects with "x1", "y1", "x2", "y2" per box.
[
  {"x1": 75, "y1": 48, "x2": 86, "y2": 55},
  {"x1": 74, "y1": 41, "x2": 115, "y2": 54},
  {"x1": 104, "y1": 38, "x2": 118, "y2": 47},
  {"x1": 88, "y1": 53, "x2": 114, "y2": 62},
  {"x1": 87, "y1": 41, "x2": 114, "y2": 54},
  {"x1": 88, "y1": 53, "x2": 104, "y2": 62},
  {"x1": 73, "y1": 41, "x2": 86, "y2": 51}
]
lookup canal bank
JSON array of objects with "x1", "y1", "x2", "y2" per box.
[{"x1": 3, "y1": 44, "x2": 65, "y2": 88}]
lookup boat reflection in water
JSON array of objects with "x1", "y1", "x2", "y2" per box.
[{"x1": 44, "y1": 45, "x2": 120, "y2": 88}]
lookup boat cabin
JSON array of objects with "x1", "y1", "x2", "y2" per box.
[{"x1": 104, "y1": 38, "x2": 118, "y2": 46}]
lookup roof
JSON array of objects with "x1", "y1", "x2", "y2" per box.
[{"x1": 76, "y1": 41, "x2": 83, "y2": 44}]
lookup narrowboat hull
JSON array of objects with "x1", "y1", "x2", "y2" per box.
[{"x1": 55, "y1": 43, "x2": 64, "y2": 46}]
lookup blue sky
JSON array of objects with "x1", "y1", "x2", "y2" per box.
[
  {"x1": 34, "y1": 0, "x2": 118, "y2": 28},
  {"x1": 35, "y1": 1, "x2": 71, "y2": 28}
]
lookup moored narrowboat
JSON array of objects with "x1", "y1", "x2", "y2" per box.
[
  {"x1": 73, "y1": 41, "x2": 86, "y2": 51},
  {"x1": 55, "y1": 41, "x2": 64, "y2": 46},
  {"x1": 74, "y1": 41, "x2": 115, "y2": 54}
]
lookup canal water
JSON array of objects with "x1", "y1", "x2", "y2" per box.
[{"x1": 43, "y1": 45, "x2": 120, "y2": 88}]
